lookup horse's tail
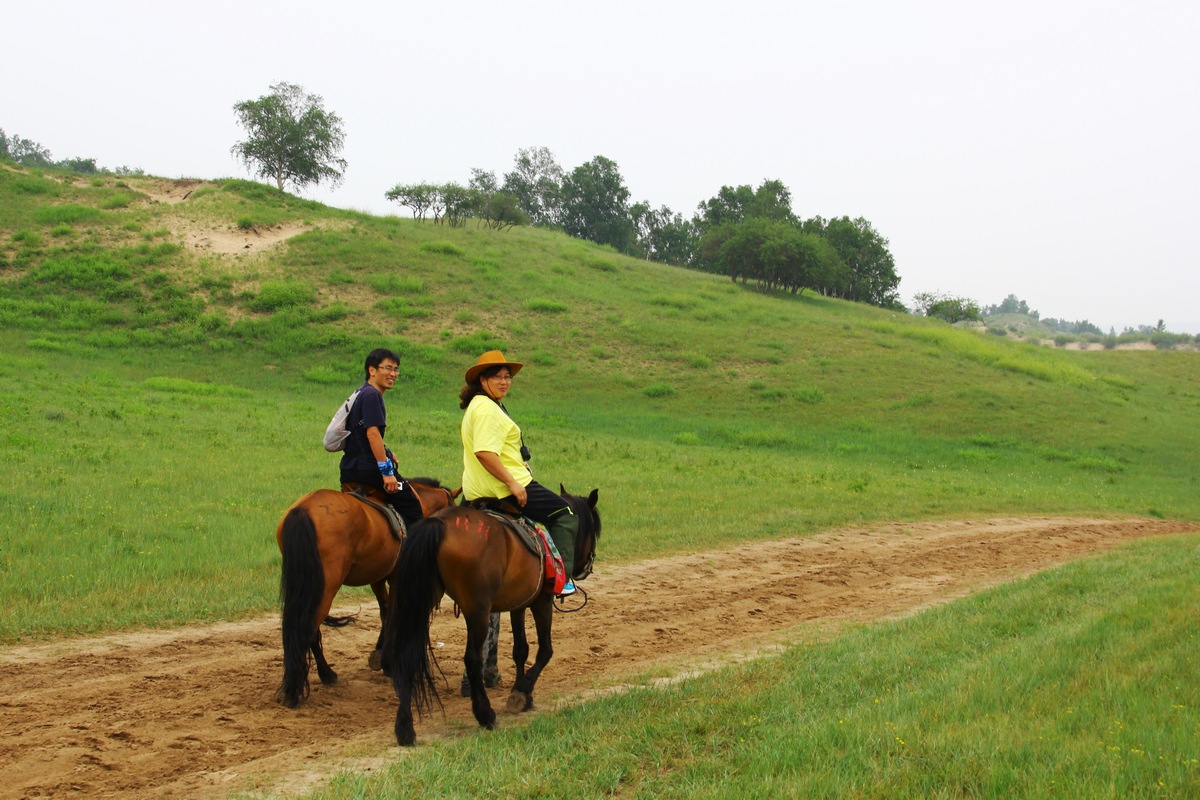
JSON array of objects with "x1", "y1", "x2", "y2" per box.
[
  {"x1": 385, "y1": 514, "x2": 445, "y2": 745},
  {"x1": 277, "y1": 506, "x2": 323, "y2": 708}
]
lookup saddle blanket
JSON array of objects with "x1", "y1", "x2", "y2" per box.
[{"x1": 481, "y1": 510, "x2": 566, "y2": 595}]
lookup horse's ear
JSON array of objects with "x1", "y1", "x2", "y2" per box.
[
  {"x1": 559, "y1": 483, "x2": 567, "y2": 496},
  {"x1": 588, "y1": 488, "x2": 598, "y2": 507}
]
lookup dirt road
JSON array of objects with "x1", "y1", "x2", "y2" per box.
[{"x1": 2, "y1": 516, "x2": 1194, "y2": 799}]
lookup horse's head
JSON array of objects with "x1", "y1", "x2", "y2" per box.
[
  {"x1": 560, "y1": 485, "x2": 600, "y2": 581},
  {"x1": 409, "y1": 477, "x2": 459, "y2": 516}
]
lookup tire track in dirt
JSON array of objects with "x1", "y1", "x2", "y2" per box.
[{"x1": 1, "y1": 516, "x2": 1194, "y2": 799}]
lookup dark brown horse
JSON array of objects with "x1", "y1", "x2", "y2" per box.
[
  {"x1": 275, "y1": 478, "x2": 457, "y2": 708},
  {"x1": 385, "y1": 486, "x2": 601, "y2": 746}
]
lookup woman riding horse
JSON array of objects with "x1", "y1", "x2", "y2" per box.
[
  {"x1": 459, "y1": 350, "x2": 580, "y2": 596},
  {"x1": 384, "y1": 485, "x2": 600, "y2": 745}
]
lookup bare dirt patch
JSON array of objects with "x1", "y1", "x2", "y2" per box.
[
  {"x1": 1, "y1": 516, "x2": 1195, "y2": 800},
  {"x1": 128, "y1": 178, "x2": 319, "y2": 257},
  {"x1": 171, "y1": 220, "x2": 312, "y2": 257}
]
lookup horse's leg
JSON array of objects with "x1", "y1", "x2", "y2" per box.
[
  {"x1": 509, "y1": 608, "x2": 529, "y2": 689},
  {"x1": 462, "y1": 609, "x2": 497, "y2": 730},
  {"x1": 367, "y1": 578, "x2": 389, "y2": 672},
  {"x1": 484, "y1": 612, "x2": 501, "y2": 688},
  {"x1": 508, "y1": 597, "x2": 553, "y2": 713},
  {"x1": 461, "y1": 611, "x2": 499, "y2": 696},
  {"x1": 312, "y1": 582, "x2": 341, "y2": 685}
]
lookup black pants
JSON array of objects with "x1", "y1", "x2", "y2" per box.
[
  {"x1": 340, "y1": 469, "x2": 424, "y2": 527},
  {"x1": 501, "y1": 480, "x2": 577, "y2": 574}
]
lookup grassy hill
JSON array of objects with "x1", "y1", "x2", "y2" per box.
[
  {"x1": 3, "y1": 165, "x2": 1199, "y2": 797},
  {"x1": 2, "y1": 164, "x2": 1200, "y2": 638}
]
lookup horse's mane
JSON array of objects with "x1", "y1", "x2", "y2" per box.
[{"x1": 408, "y1": 476, "x2": 442, "y2": 488}]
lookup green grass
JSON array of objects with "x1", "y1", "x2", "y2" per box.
[
  {"x1": 0, "y1": 165, "x2": 1198, "y2": 638},
  {"x1": 1, "y1": 165, "x2": 1198, "y2": 794},
  {"x1": 305, "y1": 534, "x2": 1200, "y2": 799}
]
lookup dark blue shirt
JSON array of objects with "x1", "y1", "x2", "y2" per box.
[{"x1": 339, "y1": 383, "x2": 388, "y2": 473}]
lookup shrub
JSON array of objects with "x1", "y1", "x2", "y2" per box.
[
  {"x1": 420, "y1": 241, "x2": 465, "y2": 257},
  {"x1": 100, "y1": 193, "x2": 134, "y2": 210},
  {"x1": 26, "y1": 253, "x2": 131, "y2": 290},
  {"x1": 302, "y1": 365, "x2": 349, "y2": 385},
  {"x1": 376, "y1": 298, "x2": 433, "y2": 318},
  {"x1": 526, "y1": 298, "x2": 568, "y2": 313},
  {"x1": 197, "y1": 311, "x2": 227, "y2": 332},
  {"x1": 9, "y1": 176, "x2": 60, "y2": 196},
  {"x1": 368, "y1": 274, "x2": 426, "y2": 295},
  {"x1": 649, "y1": 294, "x2": 698, "y2": 310},
  {"x1": 27, "y1": 337, "x2": 68, "y2": 351},
  {"x1": 795, "y1": 386, "x2": 824, "y2": 404},
  {"x1": 33, "y1": 204, "x2": 104, "y2": 226},
  {"x1": 448, "y1": 332, "x2": 506, "y2": 355},
  {"x1": 311, "y1": 302, "x2": 350, "y2": 322},
  {"x1": 248, "y1": 280, "x2": 315, "y2": 311},
  {"x1": 584, "y1": 256, "x2": 618, "y2": 272}
]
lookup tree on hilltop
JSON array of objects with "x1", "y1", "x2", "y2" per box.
[
  {"x1": 694, "y1": 179, "x2": 797, "y2": 233},
  {"x1": 913, "y1": 291, "x2": 982, "y2": 324},
  {"x1": 0, "y1": 129, "x2": 53, "y2": 167},
  {"x1": 560, "y1": 155, "x2": 637, "y2": 253},
  {"x1": 231, "y1": 82, "x2": 347, "y2": 193},
  {"x1": 983, "y1": 294, "x2": 1039, "y2": 318},
  {"x1": 502, "y1": 146, "x2": 565, "y2": 226},
  {"x1": 805, "y1": 216, "x2": 900, "y2": 307}
]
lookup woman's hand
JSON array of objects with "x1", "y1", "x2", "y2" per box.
[{"x1": 476, "y1": 450, "x2": 526, "y2": 506}]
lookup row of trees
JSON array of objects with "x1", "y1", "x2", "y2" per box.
[
  {"x1": 916, "y1": 292, "x2": 1189, "y2": 340},
  {"x1": 0, "y1": 128, "x2": 142, "y2": 175},
  {"x1": 387, "y1": 147, "x2": 902, "y2": 308},
  {"x1": 384, "y1": 173, "x2": 528, "y2": 230}
]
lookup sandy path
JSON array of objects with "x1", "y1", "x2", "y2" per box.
[{"x1": 1, "y1": 516, "x2": 1194, "y2": 799}]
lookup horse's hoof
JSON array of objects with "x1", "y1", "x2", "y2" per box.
[
  {"x1": 459, "y1": 676, "x2": 471, "y2": 697},
  {"x1": 275, "y1": 690, "x2": 301, "y2": 709},
  {"x1": 318, "y1": 670, "x2": 339, "y2": 686},
  {"x1": 484, "y1": 666, "x2": 501, "y2": 688},
  {"x1": 368, "y1": 650, "x2": 383, "y2": 671},
  {"x1": 506, "y1": 690, "x2": 532, "y2": 713}
]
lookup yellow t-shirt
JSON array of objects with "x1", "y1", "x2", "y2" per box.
[{"x1": 461, "y1": 394, "x2": 532, "y2": 500}]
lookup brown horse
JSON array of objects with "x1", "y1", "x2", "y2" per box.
[
  {"x1": 384, "y1": 486, "x2": 601, "y2": 746},
  {"x1": 275, "y1": 478, "x2": 457, "y2": 708}
]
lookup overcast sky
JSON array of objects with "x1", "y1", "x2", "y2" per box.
[{"x1": 7, "y1": 1, "x2": 1198, "y2": 333}]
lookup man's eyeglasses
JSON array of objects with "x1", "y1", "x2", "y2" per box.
[{"x1": 376, "y1": 365, "x2": 400, "y2": 374}]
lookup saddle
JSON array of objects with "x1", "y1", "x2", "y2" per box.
[
  {"x1": 341, "y1": 483, "x2": 407, "y2": 541},
  {"x1": 466, "y1": 499, "x2": 567, "y2": 595}
]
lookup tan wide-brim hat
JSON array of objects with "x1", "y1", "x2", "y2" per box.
[{"x1": 465, "y1": 350, "x2": 524, "y2": 384}]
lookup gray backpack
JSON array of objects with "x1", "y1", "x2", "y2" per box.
[{"x1": 322, "y1": 389, "x2": 362, "y2": 452}]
